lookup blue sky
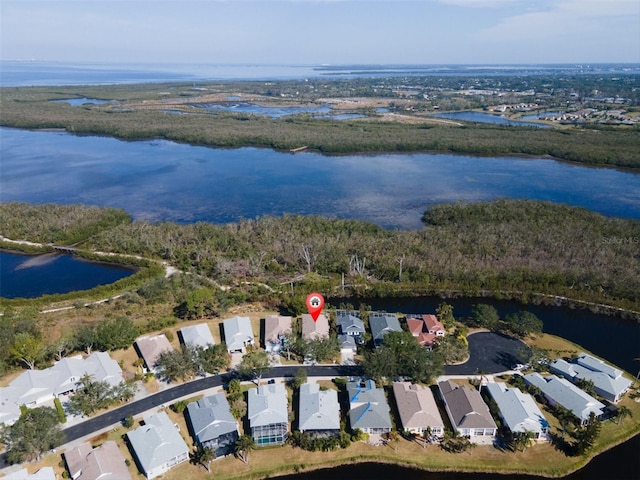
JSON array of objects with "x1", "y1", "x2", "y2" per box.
[{"x1": 1, "y1": 0, "x2": 638, "y2": 64}]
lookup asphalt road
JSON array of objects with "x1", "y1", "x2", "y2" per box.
[
  {"x1": 0, "y1": 333, "x2": 526, "y2": 466},
  {"x1": 61, "y1": 365, "x2": 363, "y2": 443}
]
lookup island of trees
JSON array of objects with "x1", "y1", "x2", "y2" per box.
[{"x1": 1, "y1": 72, "x2": 639, "y2": 169}]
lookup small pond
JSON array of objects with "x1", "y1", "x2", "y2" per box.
[
  {"x1": 51, "y1": 97, "x2": 111, "y2": 106},
  {"x1": 433, "y1": 111, "x2": 551, "y2": 128},
  {"x1": 192, "y1": 102, "x2": 331, "y2": 118},
  {"x1": 0, "y1": 251, "x2": 135, "y2": 299}
]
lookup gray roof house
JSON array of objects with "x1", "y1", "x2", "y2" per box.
[
  {"x1": 223, "y1": 316, "x2": 255, "y2": 353},
  {"x1": 485, "y1": 382, "x2": 550, "y2": 441},
  {"x1": 186, "y1": 393, "x2": 239, "y2": 458},
  {"x1": 263, "y1": 315, "x2": 292, "y2": 353},
  {"x1": 179, "y1": 323, "x2": 215, "y2": 349},
  {"x1": 64, "y1": 440, "x2": 132, "y2": 480},
  {"x1": 298, "y1": 382, "x2": 340, "y2": 434},
  {"x1": 135, "y1": 334, "x2": 173, "y2": 372},
  {"x1": 0, "y1": 352, "x2": 123, "y2": 426},
  {"x1": 347, "y1": 379, "x2": 392, "y2": 434},
  {"x1": 524, "y1": 373, "x2": 605, "y2": 425},
  {"x1": 369, "y1": 312, "x2": 402, "y2": 347},
  {"x1": 550, "y1": 353, "x2": 632, "y2": 403},
  {"x1": 392, "y1": 381, "x2": 445, "y2": 436},
  {"x1": 248, "y1": 383, "x2": 289, "y2": 446},
  {"x1": 127, "y1": 411, "x2": 189, "y2": 480},
  {"x1": 338, "y1": 334, "x2": 357, "y2": 353},
  {"x1": 438, "y1": 380, "x2": 497, "y2": 443},
  {"x1": 336, "y1": 311, "x2": 365, "y2": 341}
]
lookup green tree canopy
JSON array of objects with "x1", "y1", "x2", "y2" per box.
[
  {"x1": 2, "y1": 406, "x2": 64, "y2": 464},
  {"x1": 363, "y1": 330, "x2": 443, "y2": 383},
  {"x1": 236, "y1": 350, "x2": 271, "y2": 384}
]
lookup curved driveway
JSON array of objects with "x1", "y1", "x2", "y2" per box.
[{"x1": 444, "y1": 331, "x2": 529, "y2": 375}]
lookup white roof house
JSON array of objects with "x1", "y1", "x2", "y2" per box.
[
  {"x1": 0, "y1": 352, "x2": 123, "y2": 426},
  {"x1": 485, "y1": 382, "x2": 550, "y2": 440},
  {"x1": 179, "y1": 323, "x2": 215, "y2": 349},
  {"x1": 298, "y1": 382, "x2": 340, "y2": 433},
  {"x1": 248, "y1": 383, "x2": 289, "y2": 446},
  {"x1": 550, "y1": 353, "x2": 632, "y2": 403},
  {"x1": 223, "y1": 316, "x2": 254, "y2": 352},
  {"x1": 301, "y1": 313, "x2": 330, "y2": 341},
  {"x1": 127, "y1": 411, "x2": 189, "y2": 480},
  {"x1": 392, "y1": 381, "x2": 445, "y2": 435},
  {"x1": 3, "y1": 468, "x2": 56, "y2": 480},
  {"x1": 524, "y1": 373, "x2": 605, "y2": 425}
]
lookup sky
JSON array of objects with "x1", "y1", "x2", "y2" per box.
[{"x1": 1, "y1": 0, "x2": 639, "y2": 65}]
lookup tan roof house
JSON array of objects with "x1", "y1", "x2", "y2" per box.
[
  {"x1": 301, "y1": 313, "x2": 329, "y2": 341},
  {"x1": 392, "y1": 382, "x2": 445, "y2": 436},
  {"x1": 135, "y1": 334, "x2": 173, "y2": 372},
  {"x1": 264, "y1": 315, "x2": 292, "y2": 353},
  {"x1": 64, "y1": 440, "x2": 132, "y2": 480}
]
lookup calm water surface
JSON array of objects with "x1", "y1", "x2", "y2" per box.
[
  {"x1": 2, "y1": 128, "x2": 639, "y2": 229},
  {"x1": 433, "y1": 111, "x2": 550, "y2": 128},
  {"x1": 0, "y1": 251, "x2": 134, "y2": 299}
]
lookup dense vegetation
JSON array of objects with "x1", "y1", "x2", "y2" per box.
[
  {"x1": 1, "y1": 200, "x2": 639, "y2": 314},
  {"x1": 1, "y1": 83, "x2": 639, "y2": 168}
]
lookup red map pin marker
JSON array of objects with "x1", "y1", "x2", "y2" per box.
[{"x1": 305, "y1": 292, "x2": 325, "y2": 322}]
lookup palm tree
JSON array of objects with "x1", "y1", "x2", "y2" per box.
[
  {"x1": 192, "y1": 445, "x2": 215, "y2": 472},
  {"x1": 513, "y1": 430, "x2": 535, "y2": 452},
  {"x1": 235, "y1": 435, "x2": 256, "y2": 465},
  {"x1": 422, "y1": 426, "x2": 432, "y2": 449},
  {"x1": 386, "y1": 430, "x2": 400, "y2": 451},
  {"x1": 615, "y1": 406, "x2": 632, "y2": 425}
]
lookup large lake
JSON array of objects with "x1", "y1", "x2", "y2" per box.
[{"x1": 1, "y1": 128, "x2": 639, "y2": 229}]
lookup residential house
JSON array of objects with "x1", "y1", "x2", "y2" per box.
[
  {"x1": 347, "y1": 379, "x2": 392, "y2": 434},
  {"x1": 338, "y1": 334, "x2": 357, "y2": 354},
  {"x1": 179, "y1": 323, "x2": 215, "y2": 349},
  {"x1": 485, "y1": 382, "x2": 550, "y2": 441},
  {"x1": 223, "y1": 316, "x2": 254, "y2": 353},
  {"x1": 135, "y1": 334, "x2": 173, "y2": 373},
  {"x1": 0, "y1": 352, "x2": 123, "y2": 426},
  {"x1": 336, "y1": 310, "x2": 365, "y2": 344},
  {"x1": 263, "y1": 315, "x2": 292, "y2": 353},
  {"x1": 406, "y1": 314, "x2": 445, "y2": 348},
  {"x1": 301, "y1": 313, "x2": 330, "y2": 341},
  {"x1": 248, "y1": 383, "x2": 289, "y2": 446},
  {"x1": 550, "y1": 353, "x2": 632, "y2": 403},
  {"x1": 369, "y1": 312, "x2": 402, "y2": 348},
  {"x1": 127, "y1": 411, "x2": 189, "y2": 480},
  {"x1": 64, "y1": 440, "x2": 132, "y2": 480},
  {"x1": 3, "y1": 468, "x2": 56, "y2": 480},
  {"x1": 524, "y1": 373, "x2": 605, "y2": 425},
  {"x1": 298, "y1": 382, "x2": 341, "y2": 435},
  {"x1": 438, "y1": 380, "x2": 497, "y2": 443},
  {"x1": 186, "y1": 393, "x2": 240, "y2": 458},
  {"x1": 392, "y1": 382, "x2": 445, "y2": 436}
]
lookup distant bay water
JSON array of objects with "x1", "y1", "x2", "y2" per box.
[
  {"x1": 1, "y1": 127, "x2": 639, "y2": 229},
  {"x1": 2, "y1": 61, "x2": 639, "y2": 86}
]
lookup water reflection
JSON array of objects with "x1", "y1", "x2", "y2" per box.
[{"x1": 2, "y1": 128, "x2": 639, "y2": 229}]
